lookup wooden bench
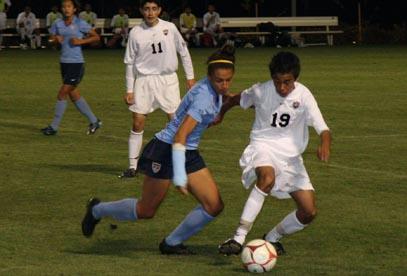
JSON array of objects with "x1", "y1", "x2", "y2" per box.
[{"x1": 217, "y1": 16, "x2": 343, "y2": 46}]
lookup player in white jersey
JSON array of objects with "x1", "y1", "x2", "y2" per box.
[
  {"x1": 46, "y1": 5, "x2": 62, "y2": 33},
  {"x1": 0, "y1": 0, "x2": 11, "y2": 49},
  {"x1": 16, "y1": 6, "x2": 41, "y2": 49},
  {"x1": 108, "y1": 8, "x2": 129, "y2": 48},
  {"x1": 218, "y1": 51, "x2": 331, "y2": 256},
  {"x1": 119, "y1": 0, "x2": 195, "y2": 178}
]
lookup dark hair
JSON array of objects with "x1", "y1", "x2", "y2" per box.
[
  {"x1": 269, "y1": 51, "x2": 300, "y2": 79},
  {"x1": 62, "y1": 0, "x2": 81, "y2": 10},
  {"x1": 207, "y1": 44, "x2": 235, "y2": 76},
  {"x1": 140, "y1": 0, "x2": 161, "y2": 8}
]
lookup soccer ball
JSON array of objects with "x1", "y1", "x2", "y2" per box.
[{"x1": 241, "y1": 239, "x2": 277, "y2": 273}]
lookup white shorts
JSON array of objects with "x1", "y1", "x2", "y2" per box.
[
  {"x1": 0, "y1": 12, "x2": 6, "y2": 30},
  {"x1": 129, "y1": 73, "x2": 180, "y2": 115},
  {"x1": 240, "y1": 141, "x2": 314, "y2": 199}
]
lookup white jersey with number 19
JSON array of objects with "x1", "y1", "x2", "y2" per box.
[{"x1": 240, "y1": 80, "x2": 329, "y2": 158}]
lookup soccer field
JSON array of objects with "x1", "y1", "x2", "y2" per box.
[{"x1": 1, "y1": 46, "x2": 406, "y2": 275}]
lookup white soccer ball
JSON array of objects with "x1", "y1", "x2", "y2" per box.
[{"x1": 241, "y1": 239, "x2": 278, "y2": 273}]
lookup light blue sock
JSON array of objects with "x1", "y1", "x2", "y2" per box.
[
  {"x1": 92, "y1": 198, "x2": 138, "y2": 221},
  {"x1": 165, "y1": 205, "x2": 214, "y2": 246},
  {"x1": 74, "y1": 97, "x2": 97, "y2": 124},
  {"x1": 50, "y1": 100, "x2": 67, "y2": 130}
]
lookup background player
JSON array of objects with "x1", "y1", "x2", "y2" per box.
[
  {"x1": 217, "y1": 51, "x2": 331, "y2": 256},
  {"x1": 82, "y1": 45, "x2": 236, "y2": 255},
  {"x1": 16, "y1": 6, "x2": 41, "y2": 49},
  {"x1": 120, "y1": 0, "x2": 195, "y2": 178},
  {"x1": 0, "y1": 0, "x2": 11, "y2": 50},
  {"x1": 41, "y1": 0, "x2": 101, "y2": 136}
]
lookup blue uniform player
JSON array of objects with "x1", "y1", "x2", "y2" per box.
[
  {"x1": 41, "y1": 0, "x2": 101, "y2": 136},
  {"x1": 82, "y1": 45, "x2": 236, "y2": 255}
]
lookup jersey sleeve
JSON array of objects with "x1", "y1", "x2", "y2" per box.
[
  {"x1": 240, "y1": 83, "x2": 259, "y2": 109},
  {"x1": 49, "y1": 21, "x2": 58, "y2": 35},
  {"x1": 187, "y1": 93, "x2": 209, "y2": 123},
  {"x1": 79, "y1": 20, "x2": 92, "y2": 34},
  {"x1": 304, "y1": 92, "x2": 329, "y2": 135},
  {"x1": 124, "y1": 30, "x2": 137, "y2": 92},
  {"x1": 173, "y1": 24, "x2": 194, "y2": 80},
  {"x1": 110, "y1": 15, "x2": 116, "y2": 27}
]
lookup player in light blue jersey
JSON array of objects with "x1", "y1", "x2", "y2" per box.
[
  {"x1": 82, "y1": 45, "x2": 236, "y2": 255},
  {"x1": 41, "y1": 0, "x2": 101, "y2": 136}
]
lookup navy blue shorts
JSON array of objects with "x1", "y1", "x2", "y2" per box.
[
  {"x1": 60, "y1": 63, "x2": 84, "y2": 85},
  {"x1": 138, "y1": 137, "x2": 206, "y2": 180}
]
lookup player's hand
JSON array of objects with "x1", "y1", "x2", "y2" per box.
[
  {"x1": 176, "y1": 186, "x2": 189, "y2": 196},
  {"x1": 50, "y1": 35, "x2": 64, "y2": 45},
  {"x1": 208, "y1": 114, "x2": 224, "y2": 128},
  {"x1": 70, "y1": 37, "x2": 82, "y2": 46},
  {"x1": 124, "y1": 92, "x2": 134, "y2": 105},
  {"x1": 317, "y1": 144, "x2": 330, "y2": 162},
  {"x1": 186, "y1": 79, "x2": 196, "y2": 90}
]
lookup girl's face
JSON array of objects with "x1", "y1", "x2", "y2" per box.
[
  {"x1": 140, "y1": 2, "x2": 161, "y2": 26},
  {"x1": 208, "y1": 68, "x2": 234, "y2": 95},
  {"x1": 62, "y1": 1, "x2": 76, "y2": 18}
]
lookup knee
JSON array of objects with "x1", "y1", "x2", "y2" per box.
[
  {"x1": 256, "y1": 174, "x2": 275, "y2": 194},
  {"x1": 203, "y1": 200, "x2": 224, "y2": 217},
  {"x1": 132, "y1": 120, "x2": 145, "y2": 132},
  {"x1": 298, "y1": 208, "x2": 317, "y2": 224},
  {"x1": 136, "y1": 204, "x2": 157, "y2": 219}
]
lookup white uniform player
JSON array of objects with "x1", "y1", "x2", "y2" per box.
[
  {"x1": 0, "y1": 0, "x2": 11, "y2": 49},
  {"x1": 16, "y1": 7, "x2": 40, "y2": 49},
  {"x1": 218, "y1": 51, "x2": 331, "y2": 256},
  {"x1": 239, "y1": 80, "x2": 329, "y2": 198},
  {"x1": 120, "y1": 0, "x2": 195, "y2": 178}
]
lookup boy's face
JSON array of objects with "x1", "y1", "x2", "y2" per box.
[
  {"x1": 272, "y1": 73, "x2": 296, "y2": 97},
  {"x1": 140, "y1": 2, "x2": 161, "y2": 25}
]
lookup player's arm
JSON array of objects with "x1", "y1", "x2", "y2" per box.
[
  {"x1": 174, "y1": 26, "x2": 195, "y2": 89},
  {"x1": 70, "y1": 28, "x2": 100, "y2": 46},
  {"x1": 124, "y1": 33, "x2": 136, "y2": 105},
  {"x1": 172, "y1": 115, "x2": 198, "y2": 195},
  {"x1": 210, "y1": 92, "x2": 241, "y2": 127},
  {"x1": 317, "y1": 130, "x2": 331, "y2": 162}
]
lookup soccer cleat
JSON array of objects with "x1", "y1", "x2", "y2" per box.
[
  {"x1": 81, "y1": 198, "x2": 101, "y2": 237},
  {"x1": 263, "y1": 234, "x2": 286, "y2": 256},
  {"x1": 218, "y1": 239, "x2": 243, "y2": 255},
  {"x1": 159, "y1": 239, "x2": 195, "y2": 255},
  {"x1": 87, "y1": 119, "x2": 102, "y2": 135},
  {"x1": 41, "y1": 126, "x2": 57, "y2": 136},
  {"x1": 118, "y1": 168, "x2": 138, "y2": 178}
]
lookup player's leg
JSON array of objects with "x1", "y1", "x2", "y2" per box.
[
  {"x1": 82, "y1": 175, "x2": 171, "y2": 237},
  {"x1": 67, "y1": 64, "x2": 101, "y2": 134},
  {"x1": 34, "y1": 28, "x2": 41, "y2": 48},
  {"x1": 0, "y1": 13, "x2": 5, "y2": 49},
  {"x1": 219, "y1": 166, "x2": 274, "y2": 255},
  {"x1": 41, "y1": 83, "x2": 72, "y2": 135},
  {"x1": 161, "y1": 168, "x2": 223, "y2": 254},
  {"x1": 121, "y1": 112, "x2": 146, "y2": 177},
  {"x1": 265, "y1": 190, "x2": 315, "y2": 245}
]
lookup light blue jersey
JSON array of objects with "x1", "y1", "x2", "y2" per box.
[
  {"x1": 156, "y1": 78, "x2": 222, "y2": 150},
  {"x1": 50, "y1": 16, "x2": 91, "y2": 63}
]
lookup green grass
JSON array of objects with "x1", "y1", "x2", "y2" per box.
[{"x1": 0, "y1": 46, "x2": 406, "y2": 275}]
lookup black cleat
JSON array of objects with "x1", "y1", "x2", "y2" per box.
[
  {"x1": 263, "y1": 234, "x2": 286, "y2": 255},
  {"x1": 41, "y1": 126, "x2": 57, "y2": 136},
  {"x1": 81, "y1": 198, "x2": 101, "y2": 237},
  {"x1": 159, "y1": 239, "x2": 195, "y2": 255},
  {"x1": 87, "y1": 119, "x2": 102, "y2": 135},
  {"x1": 218, "y1": 239, "x2": 243, "y2": 255},
  {"x1": 118, "y1": 168, "x2": 138, "y2": 178}
]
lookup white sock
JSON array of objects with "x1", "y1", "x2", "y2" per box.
[
  {"x1": 265, "y1": 210, "x2": 306, "y2": 242},
  {"x1": 233, "y1": 185, "x2": 267, "y2": 245},
  {"x1": 129, "y1": 130, "x2": 143, "y2": 169}
]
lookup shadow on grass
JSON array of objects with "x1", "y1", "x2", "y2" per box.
[
  {"x1": 45, "y1": 163, "x2": 123, "y2": 176},
  {"x1": 0, "y1": 119, "x2": 44, "y2": 133}
]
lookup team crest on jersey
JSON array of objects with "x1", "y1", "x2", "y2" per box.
[
  {"x1": 293, "y1": 101, "x2": 300, "y2": 109},
  {"x1": 163, "y1": 29, "x2": 169, "y2": 35},
  {"x1": 152, "y1": 162, "x2": 161, "y2": 173}
]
